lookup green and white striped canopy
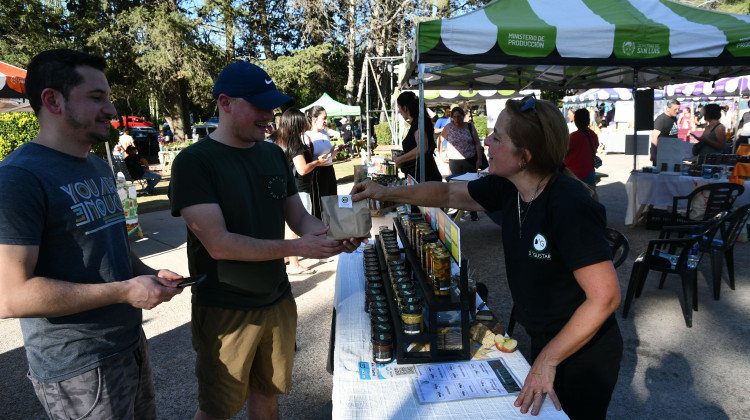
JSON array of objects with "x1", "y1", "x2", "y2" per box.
[{"x1": 402, "y1": 0, "x2": 750, "y2": 91}]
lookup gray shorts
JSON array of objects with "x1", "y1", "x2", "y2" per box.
[{"x1": 29, "y1": 328, "x2": 156, "y2": 420}]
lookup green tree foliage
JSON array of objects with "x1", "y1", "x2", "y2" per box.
[
  {"x1": 0, "y1": 0, "x2": 67, "y2": 67},
  {"x1": 0, "y1": 112, "x2": 38, "y2": 161},
  {"x1": 374, "y1": 122, "x2": 392, "y2": 146},
  {"x1": 473, "y1": 115, "x2": 488, "y2": 140},
  {"x1": 262, "y1": 44, "x2": 348, "y2": 107}
]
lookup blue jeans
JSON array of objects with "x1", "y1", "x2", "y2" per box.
[{"x1": 141, "y1": 170, "x2": 161, "y2": 190}]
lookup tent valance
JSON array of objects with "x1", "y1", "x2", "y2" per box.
[
  {"x1": 300, "y1": 93, "x2": 361, "y2": 118},
  {"x1": 402, "y1": 0, "x2": 750, "y2": 91},
  {"x1": 405, "y1": 88, "x2": 530, "y2": 103},
  {"x1": 663, "y1": 75, "x2": 750, "y2": 99},
  {"x1": 563, "y1": 88, "x2": 665, "y2": 103},
  {"x1": 0, "y1": 61, "x2": 26, "y2": 99}
]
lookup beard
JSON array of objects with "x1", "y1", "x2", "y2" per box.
[{"x1": 64, "y1": 105, "x2": 111, "y2": 144}]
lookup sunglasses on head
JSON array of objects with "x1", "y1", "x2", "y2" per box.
[
  {"x1": 515, "y1": 93, "x2": 546, "y2": 138},
  {"x1": 518, "y1": 93, "x2": 538, "y2": 114}
]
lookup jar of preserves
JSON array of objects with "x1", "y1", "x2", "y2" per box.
[
  {"x1": 420, "y1": 235, "x2": 438, "y2": 272},
  {"x1": 371, "y1": 322, "x2": 392, "y2": 335},
  {"x1": 416, "y1": 228, "x2": 437, "y2": 271},
  {"x1": 402, "y1": 304, "x2": 423, "y2": 335},
  {"x1": 432, "y1": 250, "x2": 451, "y2": 296},
  {"x1": 371, "y1": 314, "x2": 391, "y2": 325},
  {"x1": 370, "y1": 306, "x2": 389, "y2": 317},
  {"x1": 372, "y1": 333, "x2": 393, "y2": 364},
  {"x1": 385, "y1": 245, "x2": 401, "y2": 261},
  {"x1": 397, "y1": 288, "x2": 418, "y2": 306}
]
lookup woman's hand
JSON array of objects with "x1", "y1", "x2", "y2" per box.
[
  {"x1": 514, "y1": 358, "x2": 562, "y2": 416},
  {"x1": 350, "y1": 179, "x2": 384, "y2": 202}
]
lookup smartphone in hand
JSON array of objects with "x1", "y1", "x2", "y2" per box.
[{"x1": 177, "y1": 274, "x2": 207, "y2": 288}]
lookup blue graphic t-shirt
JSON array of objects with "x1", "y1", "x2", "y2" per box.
[{"x1": 0, "y1": 142, "x2": 140, "y2": 382}]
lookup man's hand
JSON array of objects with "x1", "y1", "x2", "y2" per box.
[
  {"x1": 350, "y1": 179, "x2": 385, "y2": 203},
  {"x1": 341, "y1": 237, "x2": 369, "y2": 253},
  {"x1": 295, "y1": 227, "x2": 345, "y2": 259},
  {"x1": 124, "y1": 273, "x2": 183, "y2": 310}
]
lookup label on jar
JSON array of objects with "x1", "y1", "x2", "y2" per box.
[{"x1": 402, "y1": 312, "x2": 423, "y2": 335}]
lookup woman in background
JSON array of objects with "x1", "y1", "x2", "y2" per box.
[
  {"x1": 271, "y1": 108, "x2": 327, "y2": 275},
  {"x1": 305, "y1": 106, "x2": 341, "y2": 220},
  {"x1": 438, "y1": 106, "x2": 483, "y2": 221},
  {"x1": 690, "y1": 103, "x2": 726, "y2": 155},
  {"x1": 393, "y1": 91, "x2": 443, "y2": 183},
  {"x1": 565, "y1": 108, "x2": 599, "y2": 187}
]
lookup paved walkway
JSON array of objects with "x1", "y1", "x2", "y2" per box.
[{"x1": 1, "y1": 153, "x2": 748, "y2": 419}]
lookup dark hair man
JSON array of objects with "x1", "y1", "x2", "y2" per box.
[
  {"x1": 650, "y1": 99, "x2": 680, "y2": 165},
  {"x1": 124, "y1": 145, "x2": 162, "y2": 194},
  {"x1": 169, "y1": 61, "x2": 364, "y2": 420},
  {"x1": 0, "y1": 49, "x2": 184, "y2": 419}
]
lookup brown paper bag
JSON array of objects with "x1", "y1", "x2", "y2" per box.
[{"x1": 321, "y1": 195, "x2": 372, "y2": 240}]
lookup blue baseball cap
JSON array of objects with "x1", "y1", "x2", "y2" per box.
[{"x1": 212, "y1": 61, "x2": 293, "y2": 110}]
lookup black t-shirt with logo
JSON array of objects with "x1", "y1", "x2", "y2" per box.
[
  {"x1": 467, "y1": 174, "x2": 611, "y2": 334},
  {"x1": 654, "y1": 112, "x2": 678, "y2": 138}
]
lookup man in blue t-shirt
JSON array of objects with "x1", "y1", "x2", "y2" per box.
[
  {"x1": 0, "y1": 49, "x2": 184, "y2": 419},
  {"x1": 434, "y1": 106, "x2": 452, "y2": 151}
]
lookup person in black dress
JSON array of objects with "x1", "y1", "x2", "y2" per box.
[{"x1": 393, "y1": 91, "x2": 443, "y2": 183}]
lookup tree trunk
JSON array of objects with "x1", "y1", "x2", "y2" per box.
[
  {"x1": 159, "y1": 78, "x2": 191, "y2": 142},
  {"x1": 344, "y1": 0, "x2": 357, "y2": 104},
  {"x1": 256, "y1": 0, "x2": 276, "y2": 60}
]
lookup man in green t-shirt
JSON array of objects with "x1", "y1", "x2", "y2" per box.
[{"x1": 169, "y1": 61, "x2": 363, "y2": 420}]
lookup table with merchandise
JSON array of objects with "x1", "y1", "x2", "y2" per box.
[{"x1": 330, "y1": 237, "x2": 569, "y2": 419}]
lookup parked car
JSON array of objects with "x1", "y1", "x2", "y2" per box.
[
  {"x1": 192, "y1": 118, "x2": 218, "y2": 141},
  {"x1": 130, "y1": 127, "x2": 159, "y2": 159},
  {"x1": 111, "y1": 115, "x2": 153, "y2": 129}
]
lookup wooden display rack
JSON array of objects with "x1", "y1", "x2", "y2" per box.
[{"x1": 374, "y1": 218, "x2": 471, "y2": 364}]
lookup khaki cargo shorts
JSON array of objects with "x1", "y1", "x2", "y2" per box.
[{"x1": 192, "y1": 294, "x2": 297, "y2": 419}]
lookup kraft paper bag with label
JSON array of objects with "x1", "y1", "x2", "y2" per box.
[{"x1": 321, "y1": 195, "x2": 372, "y2": 240}]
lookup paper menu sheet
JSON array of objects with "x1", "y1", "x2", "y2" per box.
[{"x1": 413, "y1": 359, "x2": 523, "y2": 403}]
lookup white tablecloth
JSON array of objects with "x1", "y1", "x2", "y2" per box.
[
  {"x1": 331, "y1": 251, "x2": 568, "y2": 419},
  {"x1": 624, "y1": 172, "x2": 750, "y2": 225}
]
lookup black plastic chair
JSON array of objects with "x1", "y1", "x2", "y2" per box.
[
  {"x1": 661, "y1": 204, "x2": 750, "y2": 300},
  {"x1": 506, "y1": 228, "x2": 629, "y2": 336},
  {"x1": 711, "y1": 204, "x2": 750, "y2": 298},
  {"x1": 622, "y1": 213, "x2": 724, "y2": 328},
  {"x1": 671, "y1": 182, "x2": 744, "y2": 224}
]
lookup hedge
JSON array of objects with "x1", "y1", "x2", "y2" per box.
[
  {"x1": 0, "y1": 112, "x2": 116, "y2": 161},
  {"x1": 0, "y1": 112, "x2": 39, "y2": 161}
]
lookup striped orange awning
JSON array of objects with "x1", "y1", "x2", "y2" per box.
[{"x1": 0, "y1": 61, "x2": 27, "y2": 99}]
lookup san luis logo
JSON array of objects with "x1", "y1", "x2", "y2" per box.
[{"x1": 622, "y1": 41, "x2": 635, "y2": 56}]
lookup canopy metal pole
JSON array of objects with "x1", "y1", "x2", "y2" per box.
[
  {"x1": 632, "y1": 69, "x2": 639, "y2": 171},
  {"x1": 418, "y1": 64, "x2": 425, "y2": 182},
  {"x1": 366, "y1": 54, "x2": 371, "y2": 161}
]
